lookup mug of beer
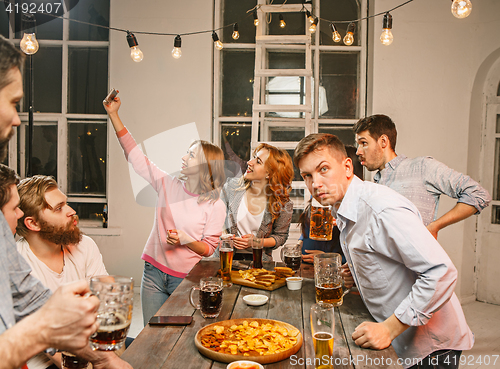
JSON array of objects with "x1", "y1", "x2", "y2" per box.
[
  {"x1": 189, "y1": 277, "x2": 224, "y2": 319},
  {"x1": 310, "y1": 198, "x2": 333, "y2": 241},
  {"x1": 61, "y1": 352, "x2": 89, "y2": 369},
  {"x1": 89, "y1": 275, "x2": 134, "y2": 351},
  {"x1": 280, "y1": 243, "x2": 302, "y2": 271},
  {"x1": 310, "y1": 301, "x2": 335, "y2": 369},
  {"x1": 314, "y1": 253, "x2": 344, "y2": 306},
  {"x1": 249, "y1": 234, "x2": 264, "y2": 269},
  {"x1": 219, "y1": 234, "x2": 234, "y2": 287}
]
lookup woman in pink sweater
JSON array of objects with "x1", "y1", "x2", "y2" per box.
[{"x1": 104, "y1": 96, "x2": 226, "y2": 325}]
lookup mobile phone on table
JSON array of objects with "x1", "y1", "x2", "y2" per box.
[
  {"x1": 103, "y1": 88, "x2": 118, "y2": 104},
  {"x1": 148, "y1": 315, "x2": 193, "y2": 326}
]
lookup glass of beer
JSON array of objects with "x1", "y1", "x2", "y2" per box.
[
  {"x1": 61, "y1": 352, "x2": 89, "y2": 369},
  {"x1": 189, "y1": 277, "x2": 223, "y2": 318},
  {"x1": 314, "y1": 253, "x2": 344, "y2": 306},
  {"x1": 310, "y1": 198, "x2": 333, "y2": 241},
  {"x1": 280, "y1": 243, "x2": 302, "y2": 272},
  {"x1": 219, "y1": 234, "x2": 234, "y2": 287},
  {"x1": 310, "y1": 301, "x2": 335, "y2": 369},
  {"x1": 249, "y1": 234, "x2": 264, "y2": 269},
  {"x1": 89, "y1": 275, "x2": 134, "y2": 351}
]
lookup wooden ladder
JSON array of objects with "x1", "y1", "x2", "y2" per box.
[{"x1": 251, "y1": 3, "x2": 313, "y2": 151}]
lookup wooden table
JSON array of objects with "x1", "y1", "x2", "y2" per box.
[{"x1": 121, "y1": 260, "x2": 402, "y2": 368}]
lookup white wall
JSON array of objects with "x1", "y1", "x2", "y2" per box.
[
  {"x1": 94, "y1": 0, "x2": 500, "y2": 301},
  {"x1": 370, "y1": 0, "x2": 500, "y2": 300}
]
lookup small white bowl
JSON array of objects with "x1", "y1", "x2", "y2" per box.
[
  {"x1": 243, "y1": 294, "x2": 268, "y2": 306},
  {"x1": 286, "y1": 277, "x2": 303, "y2": 290},
  {"x1": 227, "y1": 360, "x2": 264, "y2": 369}
]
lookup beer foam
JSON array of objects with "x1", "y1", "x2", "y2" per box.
[{"x1": 97, "y1": 312, "x2": 130, "y2": 331}]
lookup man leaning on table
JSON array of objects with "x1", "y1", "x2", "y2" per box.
[
  {"x1": 0, "y1": 35, "x2": 132, "y2": 369},
  {"x1": 353, "y1": 114, "x2": 491, "y2": 239},
  {"x1": 294, "y1": 133, "x2": 473, "y2": 369}
]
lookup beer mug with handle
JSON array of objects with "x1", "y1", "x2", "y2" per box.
[
  {"x1": 280, "y1": 242, "x2": 302, "y2": 271},
  {"x1": 189, "y1": 277, "x2": 224, "y2": 319},
  {"x1": 314, "y1": 253, "x2": 345, "y2": 306},
  {"x1": 310, "y1": 302, "x2": 335, "y2": 369},
  {"x1": 310, "y1": 198, "x2": 333, "y2": 241},
  {"x1": 89, "y1": 275, "x2": 134, "y2": 351}
]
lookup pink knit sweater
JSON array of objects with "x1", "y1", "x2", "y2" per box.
[{"x1": 117, "y1": 128, "x2": 226, "y2": 278}]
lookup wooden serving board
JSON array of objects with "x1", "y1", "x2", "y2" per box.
[
  {"x1": 195, "y1": 318, "x2": 303, "y2": 364},
  {"x1": 230, "y1": 271, "x2": 287, "y2": 291}
]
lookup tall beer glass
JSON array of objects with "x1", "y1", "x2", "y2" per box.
[
  {"x1": 314, "y1": 253, "x2": 344, "y2": 306},
  {"x1": 61, "y1": 352, "x2": 89, "y2": 369},
  {"x1": 310, "y1": 198, "x2": 333, "y2": 241},
  {"x1": 310, "y1": 302, "x2": 334, "y2": 369},
  {"x1": 249, "y1": 233, "x2": 264, "y2": 269},
  {"x1": 219, "y1": 234, "x2": 234, "y2": 287},
  {"x1": 89, "y1": 275, "x2": 134, "y2": 351}
]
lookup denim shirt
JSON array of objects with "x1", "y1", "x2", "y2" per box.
[
  {"x1": 335, "y1": 177, "x2": 473, "y2": 367},
  {"x1": 374, "y1": 155, "x2": 491, "y2": 226}
]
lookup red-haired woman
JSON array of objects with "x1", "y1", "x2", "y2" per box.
[{"x1": 220, "y1": 143, "x2": 294, "y2": 261}]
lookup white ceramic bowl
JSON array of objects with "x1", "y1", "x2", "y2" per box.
[
  {"x1": 243, "y1": 294, "x2": 269, "y2": 306},
  {"x1": 286, "y1": 277, "x2": 303, "y2": 290},
  {"x1": 227, "y1": 360, "x2": 264, "y2": 369}
]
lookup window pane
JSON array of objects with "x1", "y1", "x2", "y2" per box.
[
  {"x1": 319, "y1": 125, "x2": 355, "y2": 146},
  {"x1": 270, "y1": 127, "x2": 304, "y2": 141},
  {"x1": 14, "y1": 4, "x2": 63, "y2": 40},
  {"x1": 268, "y1": 12, "x2": 305, "y2": 36},
  {"x1": 24, "y1": 124, "x2": 58, "y2": 179},
  {"x1": 68, "y1": 202, "x2": 107, "y2": 222},
  {"x1": 68, "y1": 121, "x2": 107, "y2": 196},
  {"x1": 221, "y1": 50, "x2": 255, "y2": 116},
  {"x1": 221, "y1": 123, "x2": 251, "y2": 176},
  {"x1": 68, "y1": 0, "x2": 109, "y2": 41},
  {"x1": 493, "y1": 138, "x2": 500, "y2": 201},
  {"x1": 497, "y1": 81, "x2": 500, "y2": 97},
  {"x1": 496, "y1": 114, "x2": 500, "y2": 134},
  {"x1": 22, "y1": 46, "x2": 62, "y2": 113},
  {"x1": 492, "y1": 205, "x2": 500, "y2": 225},
  {"x1": 68, "y1": 47, "x2": 108, "y2": 114},
  {"x1": 0, "y1": 3, "x2": 8, "y2": 37},
  {"x1": 320, "y1": 0, "x2": 360, "y2": 46},
  {"x1": 286, "y1": 149, "x2": 302, "y2": 181},
  {"x1": 320, "y1": 52, "x2": 358, "y2": 119},
  {"x1": 222, "y1": 0, "x2": 256, "y2": 44}
]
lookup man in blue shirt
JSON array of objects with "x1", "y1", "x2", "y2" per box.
[
  {"x1": 353, "y1": 114, "x2": 490, "y2": 239},
  {"x1": 294, "y1": 133, "x2": 473, "y2": 369}
]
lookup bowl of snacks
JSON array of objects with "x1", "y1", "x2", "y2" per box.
[{"x1": 243, "y1": 294, "x2": 268, "y2": 306}]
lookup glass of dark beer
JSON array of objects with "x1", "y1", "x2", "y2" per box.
[
  {"x1": 219, "y1": 234, "x2": 234, "y2": 287},
  {"x1": 189, "y1": 277, "x2": 223, "y2": 318},
  {"x1": 310, "y1": 198, "x2": 334, "y2": 241},
  {"x1": 89, "y1": 275, "x2": 134, "y2": 351},
  {"x1": 280, "y1": 243, "x2": 302, "y2": 272},
  {"x1": 314, "y1": 253, "x2": 344, "y2": 306},
  {"x1": 249, "y1": 234, "x2": 264, "y2": 269},
  {"x1": 61, "y1": 352, "x2": 89, "y2": 369}
]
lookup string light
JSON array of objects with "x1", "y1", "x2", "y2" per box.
[
  {"x1": 126, "y1": 32, "x2": 143, "y2": 62},
  {"x1": 380, "y1": 13, "x2": 393, "y2": 46},
  {"x1": 232, "y1": 23, "x2": 240, "y2": 40},
  {"x1": 212, "y1": 31, "x2": 223, "y2": 50},
  {"x1": 172, "y1": 35, "x2": 182, "y2": 59},
  {"x1": 253, "y1": 10, "x2": 259, "y2": 26},
  {"x1": 20, "y1": 14, "x2": 39, "y2": 55},
  {"x1": 451, "y1": 0, "x2": 472, "y2": 19},
  {"x1": 330, "y1": 23, "x2": 341, "y2": 43},
  {"x1": 305, "y1": 9, "x2": 315, "y2": 24},
  {"x1": 344, "y1": 22, "x2": 355, "y2": 46},
  {"x1": 309, "y1": 17, "x2": 318, "y2": 34},
  {"x1": 279, "y1": 14, "x2": 286, "y2": 28}
]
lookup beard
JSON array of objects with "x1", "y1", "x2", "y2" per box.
[
  {"x1": 38, "y1": 215, "x2": 83, "y2": 246},
  {"x1": 0, "y1": 129, "x2": 14, "y2": 162}
]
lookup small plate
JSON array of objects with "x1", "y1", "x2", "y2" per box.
[
  {"x1": 243, "y1": 294, "x2": 268, "y2": 306},
  {"x1": 227, "y1": 360, "x2": 264, "y2": 369}
]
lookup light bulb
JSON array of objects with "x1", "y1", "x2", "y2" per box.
[
  {"x1": 253, "y1": 10, "x2": 259, "y2": 26},
  {"x1": 451, "y1": 0, "x2": 472, "y2": 19},
  {"x1": 330, "y1": 23, "x2": 341, "y2": 43},
  {"x1": 306, "y1": 10, "x2": 315, "y2": 24},
  {"x1": 20, "y1": 33, "x2": 39, "y2": 55},
  {"x1": 212, "y1": 32, "x2": 223, "y2": 50},
  {"x1": 380, "y1": 29, "x2": 393, "y2": 45},
  {"x1": 172, "y1": 35, "x2": 182, "y2": 59},
  {"x1": 309, "y1": 18, "x2": 318, "y2": 34},
  {"x1": 380, "y1": 13, "x2": 393, "y2": 46},
  {"x1": 130, "y1": 46, "x2": 144, "y2": 62},
  {"x1": 279, "y1": 14, "x2": 286, "y2": 28},
  {"x1": 232, "y1": 23, "x2": 240, "y2": 40},
  {"x1": 126, "y1": 32, "x2": 143, "y2": 62},
  {"x1": 344, "y1": 23, "x2": 356, "y2": 46}
]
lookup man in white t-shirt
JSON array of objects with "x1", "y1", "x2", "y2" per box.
[{"x1": 16, "y1": 175, "x2": 108, "y2": 369}]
